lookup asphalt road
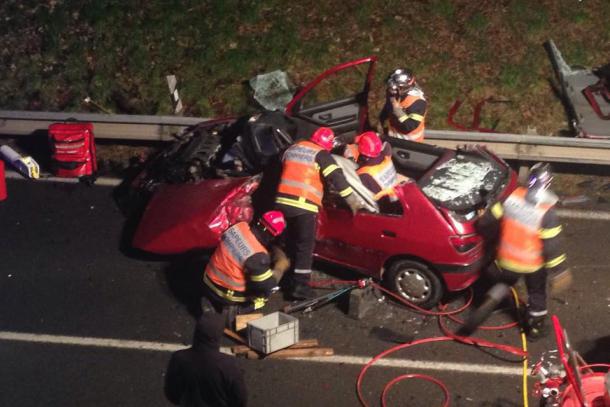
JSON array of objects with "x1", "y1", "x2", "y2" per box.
[{"x1": 0, "y1": 179, "x2": 609, "y2": 407}]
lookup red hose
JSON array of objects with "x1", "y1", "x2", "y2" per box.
[
  {"x1": 356, "y1": 337, "x2": 454, "y2": 407},
  {"x1": 580, "y1": 364, "x2": 610, "y2": 371},
  {"x1": 381, "y1": 374, "x2": 449, "y2": 407},
  {"x1": 309, "y1": 277, "x2": 529, "y2": 405},
  {"x1": 371, "y1": 282, "x2": 473, "y2": 316},
  {"x1": 356, "y1": 283, "x2": 527, "y2": 407}
]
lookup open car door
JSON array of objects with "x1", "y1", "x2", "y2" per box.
[{"x1": 285, "y1": 56, "x2": 377, "y2": 140}]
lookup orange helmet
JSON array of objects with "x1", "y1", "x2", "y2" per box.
[
  {"x1": 310, "y1": 127, "x2": 335, "y2": 151},
  {"x1": 357, "y1": 131, "x2": 382, "y2": 158},
  {"x1": 259, "y1": 210, "x2": 286, "y2": 237}
]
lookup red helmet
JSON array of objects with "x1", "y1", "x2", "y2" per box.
[
  {"x1": 260, "y1": 210, "x2": 286, "y2": 237},
  {"x1": 357, "y1": 131, "x2": 382, "y2": 158},
  {"x1": 310, "y1": 127, "x2": 335, "y2": 151}
]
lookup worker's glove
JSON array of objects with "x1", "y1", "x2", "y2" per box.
[
  {"x1": 549, "y1": 267, "x2": 573, "y2": 294},
  {"x1": 271, "y1": 245, "x2": 290, "y2": 282},
  {"x1": 344, "y1": 193, "x2": 367, "y2": 215},
  {"x1": 252, "y1": 297, "x2": 268, "y2": 310}
]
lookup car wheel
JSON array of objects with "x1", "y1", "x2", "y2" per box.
[{"x1": 384, "y1": 260, "x2": 444, "y2": 309}]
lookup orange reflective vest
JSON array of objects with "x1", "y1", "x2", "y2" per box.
[
  {"x1": 388, "y1": 93, "x2": 426, "y2": 142},
  {"x1": 357, "y1": 156, "x2": 398, "y2": 200},
  {"x1": 204, "y1": 222, "x2": 267, "y2": 302},
  {"x1": 497, "y1": 187, "x2": 552, "y2": 273},
  {"x1": 277, "y1": 140, "x2": 325, "y2": 209}
]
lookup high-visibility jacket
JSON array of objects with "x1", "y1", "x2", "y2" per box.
[
  {"x1": 357, "y1": 155, "x2": 398, "y2": 200},
  {"x1": 277, "y1": 140, "x2": 325, "y2": 211},
  {"x1": 496, "y1": 187, "x2": 554, "y2": 273},
  {"x1": 388, "y1": 93, "x2": 426, "y2": 142},
  {"x1": 204, "y1": 222, "x2": 270, "y2": 303}
]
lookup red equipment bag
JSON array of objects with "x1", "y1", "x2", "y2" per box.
[
  {"x1": 0, "y1": 159, "x2": 6, "y2": 201},
  {"x1": 48, "y1": 122, "x2": 98, "y2": 179}
]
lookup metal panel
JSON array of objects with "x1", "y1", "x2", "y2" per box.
[{"x1": 0, "y1": 110, "x2": 203, "y2": 141}]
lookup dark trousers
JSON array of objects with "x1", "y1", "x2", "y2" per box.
[
  {"x1": 201, "y1": 285, "x2": 256, "y2": 328},
  {"x1": 487, "y1": 263, "x2": 548, "y2": 314},
  {"x1": 284, "y1": 211, "x2": 317, "y2": 273}
]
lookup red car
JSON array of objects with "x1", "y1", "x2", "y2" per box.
[{"x1": 132, "y1": 57, "x2": 517, "y2": 308}]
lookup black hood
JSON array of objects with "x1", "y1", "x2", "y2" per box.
[{"x1": 193, "y1": 313, "x2": 224, "y2": 350}]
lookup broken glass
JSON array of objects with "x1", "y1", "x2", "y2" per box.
[
  {"x1": 422, "y1": 156, "x2": 503, "y2": 210},
  {"x1": 249, "y1": 70, "x2": 295, "y2": 111}
]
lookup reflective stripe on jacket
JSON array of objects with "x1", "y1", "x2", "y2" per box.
[
  {"x1": 357, "y1": 155, "x2": 398, "y2": 200},
  {"x1": 497, "y1": 187, "x2": 552, "y2": 273},
  {"x1": 388, "y1": 94, "x2": 425, "y2": 142},
  {"x1": 204, "y1": 222, "x2": 267, "y2": 301},
  {"x1": 277, "y1": 140, "x2": 325, "y2": 211}
]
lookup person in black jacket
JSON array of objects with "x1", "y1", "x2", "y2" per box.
[{"x1": 164, "y1": 313, "x2": 247, "y2": 407}]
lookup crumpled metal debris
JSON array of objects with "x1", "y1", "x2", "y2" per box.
[{"x1": 249, "y1": 70, "x2": 295, "y2": 111}]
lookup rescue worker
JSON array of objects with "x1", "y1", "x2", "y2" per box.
[
  {"x1": 355, "y1": 131, "x2": 399, "y2": 201},
  {"x1": 378, "y1": 68, "x2": 427, "y2": 142},
  {"x1": 462, "y1": 163, "x2": 568, "y2": 340},
  {"x1": 275, "y1": 127, "x2": 366, "y2": 300},
  {"x1": 202, "y1": 210, "x2": 286, "y2": 322},
  {"x1": 164, "y1": 313, "x2": 247, "y2": 407}
]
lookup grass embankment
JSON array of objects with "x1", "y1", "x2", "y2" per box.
[{"x1": 1, "y1": 0, "x2": 608, "y2": 135}]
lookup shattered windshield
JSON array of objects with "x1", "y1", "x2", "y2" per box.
[{"x1": 421, "y1": 155, "x2": 504, "y2": 210}]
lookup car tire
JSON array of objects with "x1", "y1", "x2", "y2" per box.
[{"x1": 384, "y1": 260, "x2": 444, "y2": 309}]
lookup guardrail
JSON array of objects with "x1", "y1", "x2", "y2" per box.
[
  {"x1": 0, "y1": 110, "x2": 202, "y2": 141},
  {"x1": 1, "y1": 110, "x2": 610, "y2": 166}
]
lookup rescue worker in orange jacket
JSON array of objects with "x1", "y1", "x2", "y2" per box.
[
  {"x1": 378, "y1": 68, "x2": 427, "y2": 142},
  {"x1": 202, "y1": 210, "x2": 286, "y2": 321},
  {"x1": 275, "y1": 127, "x2": 366, "y2": 300},
  {"x1": 355, "y1": 131, "x2": 399, "y2": 201},
  {"x1": 465, "y1": 163, "x2": 567, "y2": 340}
]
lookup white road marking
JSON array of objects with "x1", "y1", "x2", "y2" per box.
[
  {"x1": 292, "y1": 355, "x2": 522, "y2": 376},
  {"x1": 0, "y1": 331, "x2": 522, "y2": 376},
  {"x1": 5, "y1": 171, "x2": 610, "y2": 220},
  {"x1": 555, "y1": 208, "x2": 610, "y2": 220},
  {"x1": 4, "y1": 171, "x2": 121, "y2": 186},
  {"x1": 0, "y1": 331, "x2": 187, "y2": 352}
]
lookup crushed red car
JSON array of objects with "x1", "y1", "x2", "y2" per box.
[{"x1": 131, "y1": 57, "x2": 517, "y2": 308}]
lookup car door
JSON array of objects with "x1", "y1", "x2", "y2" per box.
[
  {"x1": 315, "y1": 199, "x2": 407, "y2": 276},
  {"x1": 285, "y1": 56, "x2": 377, "y2": 140}
]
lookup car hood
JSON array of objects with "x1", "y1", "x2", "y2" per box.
[{"x1": 132, "y1": 177, "x2": 259, "y2": 254}]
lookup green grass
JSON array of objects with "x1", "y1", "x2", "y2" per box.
[
  {"x1": 467, "y1": 12, "x2": 488, "y2": 34},
  {"x1": 430, "y1": 0, "x2": 455, "y2": 19},
  {"x1": 499, "y1": 65, "x2": 522, "y2": 89},
  {"x1": 0, "y1": 0, "x2": 608, "y2": 133}
]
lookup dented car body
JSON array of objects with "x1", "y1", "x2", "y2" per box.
[{"x1": 132, "y1": 57, "x2": 517, "y2": 307}]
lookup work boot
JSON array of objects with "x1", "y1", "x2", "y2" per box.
[
  {"x1": 525, "y1": 314, "x2": 549, "y2": 342},
  {"x1": 290, "y1": 282, "x2": 317, "y2": 300},
  {"x1": 288, "y1": 274, "x2": 317, "y2": 300}
]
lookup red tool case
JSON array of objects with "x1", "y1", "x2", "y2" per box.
[{"x1": 48, "y1": 122, "x2": 98, "y2": 179}]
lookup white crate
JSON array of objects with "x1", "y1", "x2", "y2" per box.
[{"x1": 247, "y1": 312, "x2": 299, "y2": 354}]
